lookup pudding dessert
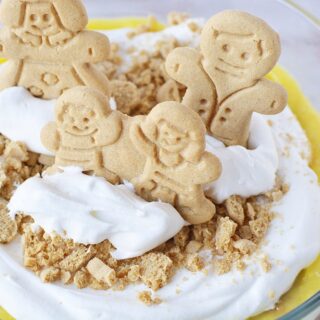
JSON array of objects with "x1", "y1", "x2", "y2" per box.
[{"x1": 0, "y1": 2, "x2": 319, "y2": 320}]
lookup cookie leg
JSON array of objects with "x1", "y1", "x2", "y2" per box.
[{"x1": 177, "y1": 192, "x2": 216, "y2": 224}]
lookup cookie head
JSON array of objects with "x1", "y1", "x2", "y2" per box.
[
  {"x1": 56, "y1": 87, "x2": 110, "y2": 136},
  {"x1": 24, "y1": 2, "x2": 59, "y2": 36},
  {"x1": 0, "y1": 0, "x2": 88, "y2": 32},
  {"x1": 142, "y1": 102, "x2": 206, "y2": 163},
  {"x1": 201, "y1": 10, "x2": 281, "y2": 80}
]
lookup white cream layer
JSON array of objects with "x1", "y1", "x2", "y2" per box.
[
  {"x1": 0, "y1": 107, "x2": 319, "y2": 320},
  {"x1": 8, "y1": 166, "x2": 185, "y2": 260},
  {"x1": 0, "y1": 86, "x2": 55, "y2": 156},
  {"x1": 205, "y1": 113, "x2": 278, "y2": 203}
]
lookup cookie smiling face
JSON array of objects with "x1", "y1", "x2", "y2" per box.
[
  {"x1": 201, "y1": 10, "x2": 281, "y2": 82},
  {"x1": 58, "y1": 104, "x2": 99, "y2": 136},
  {"x1": 24, "y1": 2, "x2": 60, "y2": 37},
  {"x1": 212, "y1": 32, "x2": 264, "y2": 77},
  {"x1": 157, "y1": 121, "x2": 190, "y2": 154}
]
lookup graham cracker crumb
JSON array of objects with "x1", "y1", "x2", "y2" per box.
[
  {"x1": 59, "y1": 246, "x2": 96, "y2": 273},
  {"x1": 74, "y1": 268, "x2": 91, "y2": 289},
  {"x1": 249, "y1": 217, "x2": 270, "y2": 240},
  {"x1": 187, "y1": 21, "x2": 201, "y2": 33},
  {"x1": 213, "y1": 258, "x2": 232, "y2": 275},
  {"x1": 40, "y1": 267, "x2": 60, "y2": 283},
  {"x1": 4, "y1": 141, "x2": 29, "y2": 162},
  {"x1": 215, "y1": 217, "x2": 237, "y2": 251},
  {"x1": 127, "y1": 16, "x2": 158, "y2": 39},
  {"x1": 61, "y1": 270, "x2": 73, "y2": 285},
  {"x1": 233, "y1": 239, "x2": 257, "y2": 255},
  {"x1": 174, "y1": 227, "x2": 190, "y2": 249},
  {"x1": 185, "y1": 240, "x2": 203, "y2": 254},
  {"x1": 261, "y1": 255, "x2": 272, "y2": 272},
  {"x1": 127, "y1": 265, "x2": 141, "y2": 282},
  {"x1": 225, "y1": 195, "x2": 245, "y2": 225},
  {"x1": 168, "y1": 12, "x2": 190, "y2": 25},
  {"x1": 87, "y1": 257, "x2": 116, "y2": 287},
  {"x1": 246, "y1": 203, "x2": 256, "y2": 220},
  {"x1": 138, "y1": 291, "x2": 162, "y2": 305},
  {"x1": 140, "y1": 253, "x2": 174, "y2": 291},
  {"x1": 185, "y1": 253, "x2": 205, "y2": 272},
  {"x1": 0, "y1": 201, "x2": 17, "y2": 244}
]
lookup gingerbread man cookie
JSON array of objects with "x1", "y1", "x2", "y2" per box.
[
  {"x1": 0, "y1": 0, "x2": 110, "y2": 99},
  {"x1": 41, "y1": 87, "x2": 221, "y2": 224},
  {"x1": 166, "y1": 10, "x2": 287, "y2": 146},
  {"x1": 130, "y1": 102, "x2": 222, "y2": 224},
  {"x1": 41, "y1": 87, "x2": 122, "y2": 183}
]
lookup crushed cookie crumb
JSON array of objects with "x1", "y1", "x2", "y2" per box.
[
  {"x1": 233, "y1": 239, "x2": 257, "y2": 255},
  {"x1": 40, "y1": 267, "x2": 60, "y2": 283},
  {"x1": 59, "y1": 246, "x2": 96, "y2": 273},
  {"x1": 187, "y1": 21, "x2": 201, "y2": 33},
  {"x1": 225, "y1": 195, "x2": 245, "y2": 225},
  {"x1": 167, "y1": 12, "x2": 190, "y2": 25},
  {"x1": 87, "y1": 257, "x2": 117, "y2": 287},
  {"x1": 0, "y1": 200, "x2": 17, "y2": 244},
  {"x1": 138, "y1": 291, "x2": 162, "y2": 305},
  {"x1": 261, "y1": 255, "x2": 272, "y2": 272},
  {"x1": 185, "y1": 240, "x2": 203, "y2": 254},
  {"x1": 215, "y1": 216, "x2": 237, "y2": 251},
  {"x1": 185, "y1": 253, "x2": 205, "y2": 272},
  {"x1": 140, "y1": 253, "x2": 174, "y2": 291}
]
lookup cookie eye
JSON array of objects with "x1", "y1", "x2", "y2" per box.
[
  {"x1": 30, "y1": 14, "x2": 37, "y2": 22},
  {"x1": 43, "y1": 14, "x2": 50, "y2": 22},
  {"x1": 83, "y1": 117, "x2": 89, "y2": 123},
  {"x1": 241, "y1": 52, "x2": 250, "y2": 60},
  {"x1": 222, "y1": 44, "x2": 230, "y2": 52}
]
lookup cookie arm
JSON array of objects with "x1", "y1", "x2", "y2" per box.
[
  {"x1": 95, "y1": 112, "x2": 123, "y2": 146},
  {"x1": 166, "y1": 152, "x2": 222, "y2": 186},
  {"x1": 129, "y1": 120, "x2": 155, "y2": 157},
  {"x1": 210, "y1": 79, "x2": 287, "y2": 146},
  {"x1": 165, "y1": 47, "x2": 217, "y2": 127},
  {"x1": 40, "y1": 122, "x2": 60, "y2": 153}
]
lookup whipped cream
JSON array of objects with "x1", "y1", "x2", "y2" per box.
[
  {"x1": 0, "y1": 86, "x2": 55, "y2": 156},
  {"x1": 8, "y1": 166, "x2": 185, "y2": 259},
  {"x1": 205, "y1": 113, "x2": 278, "y2": 203},
  {"x1": 1, "y1": 107, "x2": 319, "y2": 320}
]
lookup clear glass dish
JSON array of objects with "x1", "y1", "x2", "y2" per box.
[{"x1": 82, "y1": 1, "x2": 320, "y2": 319}]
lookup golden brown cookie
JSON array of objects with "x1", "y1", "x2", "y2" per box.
[
  {"x1": 166, "y1": 10, "x2": 287, "y2": 146},
  {"x1": 41, "y1": 86, "x2": 122, "y2": 183},
  {"x1": 0, "y1": 0, "x2": 110, "y2": 99},
  {"x1": 41, "y1": 87, "x2": 222, "y2": 224},
  {"x1": 130, "y1": 102, "x2": 222, "y2": 224}
]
